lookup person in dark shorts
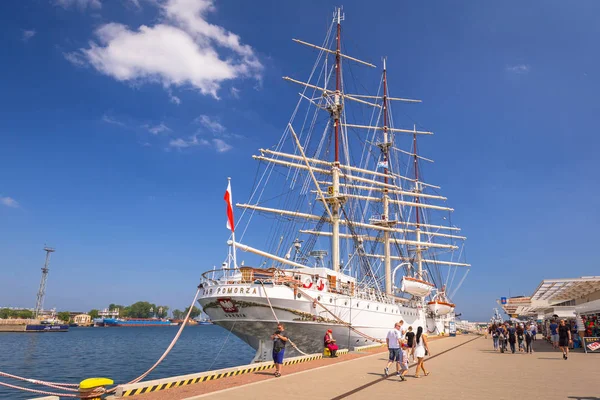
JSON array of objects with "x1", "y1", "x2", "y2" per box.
[
  {"x1": 384, "y1": 322, "x2": 402, "y2": 377},
  {"x1": 405, "y1": 327, "x2": 415, "y2": 360},
  {"x1": 271, "y1": 323, "x2": 288, "y2": 377},
  {"x1": 507, "y1": 323, "x2": 517, "y2": 354},
  {"x1": 558, "y1": 319, "x2": 572, "y2": 360}
]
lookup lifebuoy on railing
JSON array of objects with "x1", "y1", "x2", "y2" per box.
[
  {"x1": 302, "y1": 278, "x2": 313, "y2": 289},
  {"x1": 317, "y1": 279, "x2": 325, "y2": 291}
]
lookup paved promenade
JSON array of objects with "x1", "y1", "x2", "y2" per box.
[{"x1": 181, "y1": 335, "x2": 598, "y2": 400}]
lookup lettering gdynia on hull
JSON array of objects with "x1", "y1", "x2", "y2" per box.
[{"x1": 198, "y1": 8, "x2": 470, "y2": 362}]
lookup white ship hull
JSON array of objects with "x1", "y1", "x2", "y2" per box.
[{"x1": 198, "y1": 280, "x2": 450, "y2": 359}]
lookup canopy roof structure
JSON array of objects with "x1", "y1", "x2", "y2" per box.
[
  {"x1": 530, "y1": 276, "x2": 600, "y2": 303},
  {"x1": 498, "y1": 276, "x2": 600, "y2": 318}
]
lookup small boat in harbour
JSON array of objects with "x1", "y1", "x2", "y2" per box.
[{"x1": 102, "y1": 318, "x2": 172, "y2": 327}]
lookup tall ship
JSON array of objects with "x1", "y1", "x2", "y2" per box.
[{"x1": 198, "y1": 8, "x2": 470, "y2": 360}]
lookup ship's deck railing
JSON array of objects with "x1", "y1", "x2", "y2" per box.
[{"x1": 200, "y1": 267, "x2": 405, "y2": 305}]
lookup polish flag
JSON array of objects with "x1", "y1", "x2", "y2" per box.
[{"x1": 224, "y1": 180, "x2": 235, "y2": 232}]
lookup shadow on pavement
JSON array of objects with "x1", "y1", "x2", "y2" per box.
[{"x1": 567, "y1": 397, "x2": 600, "y2": 400}]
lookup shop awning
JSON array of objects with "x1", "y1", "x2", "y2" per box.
[
  {"x1": 530, "y1": 276, "x2": 600, "y2": 303},
  {"x1": 576, "y1": 299, "x2": 600, "y2": 315}
]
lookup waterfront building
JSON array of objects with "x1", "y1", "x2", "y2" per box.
[
  {"x1": 499, "y1": 276, "x2": 600, "y2": 351},
  {"x1": 73, "y1": 314, "x2": 91, "y2": 325}
]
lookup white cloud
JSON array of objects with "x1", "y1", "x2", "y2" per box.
[
  {"x1": 230, "y1": 87, "x2": 240, "y2": 98},
  {"x1": 0, "y1": 196, "x2": 19, "y2": 208},
  {"x1": 102, "y1": 114, "x2": 125, "y2": 126},
  {"x1": 212, "y1": 138, "x2": 232, "y2": 153},
  {"x1": 66, "y1": 0, "x2": 263, "y2": 99},
  {"x1": 54, "y1": 0, "x2": 102, "y2": 9},
  {"x1": 168, "y1": 134, "x2": 209, "y2": 148},
  {"x1": 144, "y1": 122, "x2": 171, "y2": 135},
  {"x1": 196, "y1": 114, "x2": 225, "y2": 132},
  {"x1": 64, "y1": 51, "x2": 87, "y2": 67},
  {"x1": 168, "y1": 90, "x2": 181, "y2": 104},
  {"x1": 506, "y1": 64, "x2": 530, "y2": 74},
  {"x1": 168, "y1": 134, "x2": 231, "y2": 152},
  {"x1": 22, "y1": 30, "x2": 36, "y2": 41}
]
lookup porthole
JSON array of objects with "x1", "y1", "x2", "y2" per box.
[
  {"x1": 367, "y1": 305, "x2": 369, "y2": 309},
  {"x1": 317, "y1": 296, "x2": 321, "y2": 301},
  {"x1": 330, "y1": 298, "x2": 333, "y2": 303},
  {"x1": 297, "y1": 293, "x2": 302, "y2": 299},
  {"x1": 385, "y1": 308, "x2": 387, "y2": 312},
  {"x1": 345, "y1": 301, "x2": 348, "y2": 306},
  {"x1": 357, "y1": 303, "x2": 360, "y2": 307}
]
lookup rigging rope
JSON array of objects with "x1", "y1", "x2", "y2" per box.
[
  {"x1": 294, "y1": 286, "x2": 384, "y2": 344},
  {"x1": 258, "y1": 281, "x2": 309, "y2": 356}
]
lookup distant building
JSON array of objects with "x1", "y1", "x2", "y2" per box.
[
  {"x1": 98, "y1": 308, "x2": 119, "y2": 318},
  {"x1": 73, "y1": 314, "x2": 91, "y2": 325}
]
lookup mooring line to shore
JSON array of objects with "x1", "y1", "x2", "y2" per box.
[{"x1": 329, "y1": 336, "x2": 481, "y2": 400}]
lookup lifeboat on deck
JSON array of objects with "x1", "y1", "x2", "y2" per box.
[
  {"x1": 401, "y1": 276, "x2": 435, "y2": 297},
  {"x1": 427, "y1": 300, "x2": 455, "y2": 316}
]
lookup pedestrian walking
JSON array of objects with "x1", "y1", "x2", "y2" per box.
[
  {"x1": 491, "y1": 324, "x2": 499, "y2": 351},
  {"x1": 549, "y1": 319, "x2": 559, "y2": 349},
  {"x1": 558, "y1": 319, "x2": 572, "y2": 360},
  {"x1": 530, "y1": 322, "x2": 537, "y2": 341},
  {"x1": 413, "y1": 326, "x2": 431, "y2": 378},
  {"x1": 324, "y1": 329, "x2": 339, "y2": 357},
  {"x1": 384, "y1": 322, "x2": 402, "y2": 377},
  {"x1": 516, "y1": 324, "x2": 525, "y2": 353},
  {"x1": 405, "y1": 326, "x2": 415, "y2": 360},
  {"x1": 506, "y1": 323, "x2": 517, "y2": 354},
  {"x1": 271, "y1": 323, "x2": 288, "y2": 377},
  {"x1": 525, "y1": 325, "x2": 534, "y2": 354},
  {"x1": 498, "y1": 324, "x2": 507, "y2": 353},
  {"x1": 398, "y1": 344, "x2": 409, "y2": 381}
]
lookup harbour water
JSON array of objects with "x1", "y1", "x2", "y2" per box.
[{"x1": 0, "y1": 325, "x2": 255, "y2": 399}]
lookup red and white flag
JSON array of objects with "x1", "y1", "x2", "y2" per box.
[{"x1": 224, "y1": 180, "x2": 235, "y2": 232}]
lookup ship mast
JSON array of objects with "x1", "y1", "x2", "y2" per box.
[
  {"x1": 413, "y1": 128, "x2": 423, "y2": 278},
  {"x1": 381, "y1": 58, "x2": 392, "y2": 295},
  {"x1": 330, "y1": 7, "x2": 343, "y2": 273}
]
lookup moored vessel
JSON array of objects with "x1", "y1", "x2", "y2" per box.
[{"x1": 198, "y1": 7, "x2": 470, "y2": 360}]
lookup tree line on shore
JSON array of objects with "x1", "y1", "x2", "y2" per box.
[{"x1": 0, "y1": 303, "x2": 202, "y2": 323}]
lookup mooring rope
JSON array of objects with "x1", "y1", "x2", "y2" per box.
[
  {"x1": 0, "y1": 287, "x2": 202, "y2": 398},
  {"x1": 294, "y1": 286, "x2": 384, "y2": 344},
  {"x1": 259, "y1": 281, "x2": 309, "y2": 356}
]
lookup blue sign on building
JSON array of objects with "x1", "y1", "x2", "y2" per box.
[{"x1": 501, "y1": 297, "x2": 507, "y2": 305}]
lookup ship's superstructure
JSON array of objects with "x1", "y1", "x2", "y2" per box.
[{"x1": 197, "y1": 8, "x2": 470, "y2": 359}]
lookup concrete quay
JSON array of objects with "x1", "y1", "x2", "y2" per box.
[{"x1": 116, "y1": 334, "x2": 598, "y2": 400}]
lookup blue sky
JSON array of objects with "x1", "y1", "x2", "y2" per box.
[{"x1": 1, "y1": 0, "x2": 599, "y2": 321}]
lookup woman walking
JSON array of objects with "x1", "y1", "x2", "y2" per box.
[
  {"x1": 525, "y1": 325, "x2": 534, "y2": 354},
  {"x1": 516, "y1": 324, "x2": 525, "y2": 353},
  {"x1": 413, "y1": 327, "x2": 431, "y2": 378},
  {"x1": 491, "y1": 324, "x2": 499, "y2": 351},
  {"x1": 498, "y1": 324, "x2": 507, "y2": 353}
]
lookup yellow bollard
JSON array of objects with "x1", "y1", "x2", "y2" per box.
[{"x1": 79, "y1": 377, "x2": 114, "y2": 400}]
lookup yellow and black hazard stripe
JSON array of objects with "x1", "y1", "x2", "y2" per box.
[{"x1": 121, "y1": 352, "x2": 338, "y2": 397}]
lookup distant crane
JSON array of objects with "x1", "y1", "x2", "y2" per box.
[{"x1": 34, "y1": 246, "x2": 55, "y2": 318}]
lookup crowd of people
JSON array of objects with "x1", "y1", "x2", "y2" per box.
[
  {"x1": 384, "y1": 320, "x2": 431, "y2": 381},
  {"x1": 487, "y1": 319, "x2": 572, "y2": 359},
  {"x1": 269, "y1": 321, "x2": 431, "y2": 379}
]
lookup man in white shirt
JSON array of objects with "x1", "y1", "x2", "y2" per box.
[{"x1": 384, "y1": 322, "x2": 403, "y2": 377}]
